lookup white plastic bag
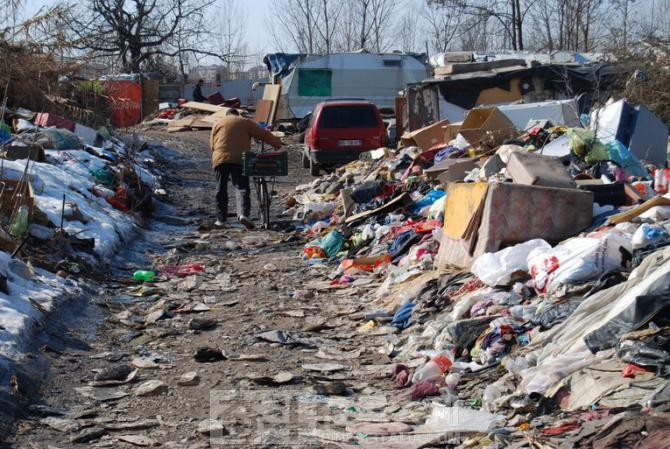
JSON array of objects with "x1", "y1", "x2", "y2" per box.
[
  {"x1": 527, "y1": 230, "x2": 631, "y2": 293},
  {"x1": 471, "y1": 239, "x2": 551, "y2": 286}
]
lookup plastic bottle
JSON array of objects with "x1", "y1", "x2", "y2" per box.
[
  {"x1": 133, "y1": 270, "x2": 156, "y2": 282},
  {"x1": 411, "y1": 352, "x2": 453, "y2": 384},
  {"x1": 654, "y1": 169, "x2": 668, "y2": 195},
  {"x1": 444, "y1": 373, "x2": 461, "y2": 389},
  {"x1": 9, "y1": 205, "x2": 29, "y2": 237},
  {"x1": 482, "y1": 384, "x2": 502, "y2": 412}
]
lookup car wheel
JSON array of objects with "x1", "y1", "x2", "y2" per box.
[
  {"x1": 302, "y1": 150, "x2": 310, "y2": 169},
  {"x1": 309, "y1": 156, "x2": 320, "y2": 176}
]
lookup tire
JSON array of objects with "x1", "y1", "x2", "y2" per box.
[
  {"x1": 259, "y1": 179, "x2": 271, "y2": 230},
  {"x1": 302, "y1": 150, "x2": 310, "y2": 169},
  {"x1": 309, "y1": 156, "x2": 320, "y2": 176}
]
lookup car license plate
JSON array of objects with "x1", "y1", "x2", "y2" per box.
[{"x1": 337, "y1": 139, "x2": 362, "y2": 146}]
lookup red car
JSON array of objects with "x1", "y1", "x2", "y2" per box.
[{"x1": 303, "y1": 101, "x2": 386, "y2": 176}]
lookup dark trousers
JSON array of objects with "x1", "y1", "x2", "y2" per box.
[{"x1": 215, "y1": 163, "x2": 250, "y2": 221}]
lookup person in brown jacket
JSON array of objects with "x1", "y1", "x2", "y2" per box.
[{"x1": 210, "y1": 109, "x2": 283, "y2": 229}]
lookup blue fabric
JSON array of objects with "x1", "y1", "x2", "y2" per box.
[
  {"x1": 434, "y1": 146, "x2": 462, "y2": 163},
  {"x1": 263, "y1": 53, "x2": 307, "y2": 78},
  {"x1": 411, "y1": 189, "x2": 446, "y2": 213},
  {"x1": 392, "y1": 301, "x2": 416, "y2": 329}
]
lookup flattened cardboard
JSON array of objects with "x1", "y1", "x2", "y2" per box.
[
  {"x1": 262, "y1": 84, "x2": 282, "y2": 125},
  {"x1": 254, "y1": 99, "x2": 274, "y2": 123},
  {"x1": 424, "y1": 158, "x2": 477, "y2": 183},
  {"x1": 443, "y1": 182, "x2": 489, "y2": 239}
]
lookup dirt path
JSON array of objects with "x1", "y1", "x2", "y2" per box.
[{"x1": 3, "y1": 130, "x2": 400, "y2": 449}]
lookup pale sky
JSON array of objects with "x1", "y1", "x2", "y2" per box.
[{"x1": 24, "y1": 0, "x2": 276, "y2": 58}]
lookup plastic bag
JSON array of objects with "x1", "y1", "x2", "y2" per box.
[
  {"x1": 411, "y1": 189, "x2": 446, "y2": 213},
  {"x1": 295, "y1": 201, "x2": 336, "y2": 222},
  {"x1": 568, "y1": 128, "x2": 594, "y2": 158},
  {"x1": 35, "y1": 128, "x2": 82, "y2": 150},
  {"x1": 606, "y1": 140, "x2": 648, "y2": 178},
  {"x1": 317, "y1": 229, "x2": 344, "y2": 257},
  {"x1": 568, "y1": 128, "x2": 608, "y2": 163},
  {"x1": 471, "y1": 239, "x2": 551, "y2": 287},
  {"x1": 527, "y1": 230, "x2": 632, "y2": 293},
  {"x1": 631, "y1": 224, "x2": 669, "y2": 250}
]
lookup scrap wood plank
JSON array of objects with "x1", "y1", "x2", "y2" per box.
[
  {"x1": 189, "y1": 119, "x2": 214, "y2": 129},
  {"x1": 254, "y1": 99, "x2": 274, "y2": 123},
  {"x1": 262, "y1": 84, "x2": 281, "y2": 124},
  {"x1": 434, "y1": 59, "x2": 526, "y2": 76},
  {"x1": 345, "y1": 193, "x2": 412, "y2": 224},
  {"x1": 200, "y1": 108, "x2": 233, "y2": 125},
  {"x1": 180, "y1": 101, "x2": 227, "y2": 113},
  {"x1": 167, "y1": 116, "x2": 198, "y2": 132},
  {"x1": 607, "y1": 196, "x2": 670, "y2": 225},
  {"x1": 167, "y1": 117, "x2": 197, "y2": 128}
]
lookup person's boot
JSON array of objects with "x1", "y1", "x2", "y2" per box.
[{"x1": 239, "y1": 215, "x2": 254, "y2": 230}]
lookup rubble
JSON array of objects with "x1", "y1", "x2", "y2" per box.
[{"x1": 284, "y1": 101, "x2": 670, "y2": 447}]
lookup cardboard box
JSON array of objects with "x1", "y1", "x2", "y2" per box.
[
  {"x1": 401, "y1": 120, "x2": 450, "y2": 150},
  {"x1": 506, "y1": 152, "x2": 576, "y2": 189},
  {"x1": 459, "y1": 108, "x2": 516, "y2": 149},
  {"x1": 443, "y1": 122, "x2": 462, "y2": 143},
  {"x1": 424, "y1": 158, "x2": 477, "y2": 183}
]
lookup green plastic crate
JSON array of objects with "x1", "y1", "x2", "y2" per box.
[{"x1": 242, "y1": 151, "x2": 288, "y2": 176}]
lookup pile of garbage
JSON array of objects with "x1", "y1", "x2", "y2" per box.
[
  {"x1": 288, "y1": 99, "x2": 670, "y2": 447},
  {"x1": 0, "y1": 109, "x2": 160, "y2": 359}
]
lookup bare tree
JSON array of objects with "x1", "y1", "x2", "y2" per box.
[
  {"x1": 336, "y1": 0, "x2": 399, "y2": 52},
  {"x1": 269, "y1": 0, "x2": 322, "y2": 53},
  {"x1": 397, "y1": 8, "x2": 420, "y2": 52},
  {"x1": 66, "y1": 0, "x2": 234, "y2": 73},
  {"x1": 429, "y1": 0, "x2": 537, "y2": 51},
  {"x1": 423, "y1": 0, "x2": 463, "y2": 52},
  {"x1": 316, "y1": 0, "x2": 344, "y2": 53},
  {"x1": 369, "y1": 0, "x2": 399, "y2": 52},
  {"x1": 527, "y1": 0, "x2": 604, "y2": 52},
  {"x1": 218, "y1": 0, "x2": 249, "y2": 73}
]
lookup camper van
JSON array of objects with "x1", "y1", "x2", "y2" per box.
[{"x1": 263, "y1": 52, "x2": 429, "y2": 121}]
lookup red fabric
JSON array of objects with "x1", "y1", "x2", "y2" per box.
[
  {"x1": 411, "y1": 379, "x2": 442, "y2": 400},
  {"x1": 105, "y1": 81, "x2": 142, "y2": 127},
  {"x1": 157, "y1": 109, "x2": 176, "y2": 119},
  {"x1": 392, "y1": 220, "x2": 442, "y2": 237},
  {"x1": 541, "y1": 422, "x2": 580, "y2": 435},
  {"x1": 34, "y1": 113, "x2": 75, "y2": 132},
  {"x1": 622, "y1": 363, "x2": 654, "y2": 378},
  {"x1": 393, "y1": 364, "x2": 410, "y2": 388},
  {"x1": 106, "y1": 187, "x2": 131, "y2": 212},
  {"x1": 161, "y1": 263, "x2": 205, "y2": 277}
]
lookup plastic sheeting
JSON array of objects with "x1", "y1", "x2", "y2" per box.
[{"x1": 520, "y1": 245, "x2": 670, "y2": 395}]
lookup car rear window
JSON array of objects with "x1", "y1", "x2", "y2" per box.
[{"x1": 318, "y1": 105, "x2": 378, "y2": 129}]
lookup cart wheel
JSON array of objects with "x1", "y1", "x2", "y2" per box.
[{"x1": 258, "y1": 178, "x2": 271, "y2": 229}]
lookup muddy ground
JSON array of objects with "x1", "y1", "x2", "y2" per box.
[{"x1": 2, "y1": 130, "x2": 406, "y2": 448}]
